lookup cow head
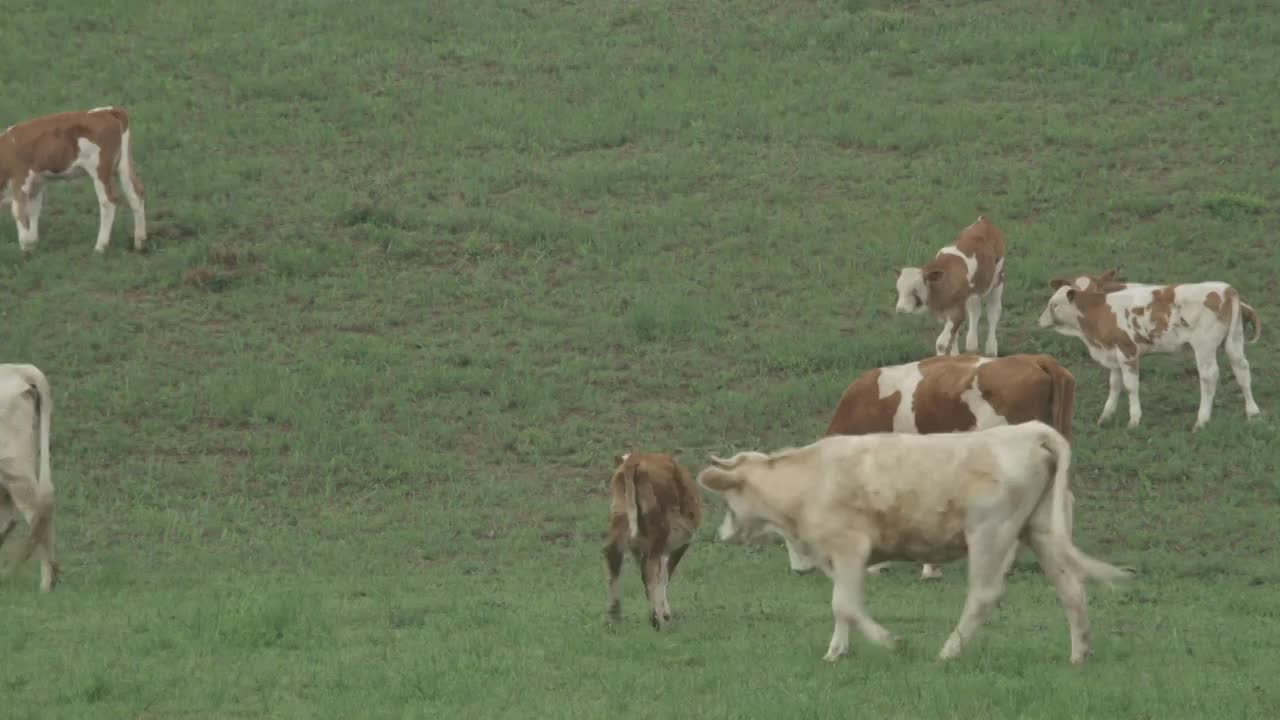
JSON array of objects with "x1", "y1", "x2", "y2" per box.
[
  {"x1": 1049, "y1": 268, "x2": 1125, "y2": 293},
  {"x1": 894, "y1": 267, "x2": 932, "y2": 314},
  {"x1": 697, "y1": 453, "x2": 771, "y2": 544},
  {"x1": 1038, "y1": 285, "x2": 1087, "y2": 336}
]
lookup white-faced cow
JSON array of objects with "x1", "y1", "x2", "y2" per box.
[
  {"x1": 1038, "y1": 277, "x2": 1261, "y2": 430},
  {"x1": 0, "y1": 364, "x2": 58, "y2": 593},
  {"x1": 602, "y1": 452, "x2": 701, "y2": 630},
  {"x1": 697, "y1": 422, "x2": 1130, "y2": 665},
  {"x1": 895, "y1": 216, "x2": 1006, "y2": 357},
  {"x1": 1, "y1": 107, "x2": 146, "y2": 254},
  {"x1": 784, "y1": 353, "x2": 1075, "y2": 581}
]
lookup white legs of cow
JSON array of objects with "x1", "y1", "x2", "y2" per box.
[
  {"x1": 983, "y1": 280, "x2": 1004, "y2": 357},
  {"x1": 0, "y1": 364, "x2": 58, "y2": 593}
]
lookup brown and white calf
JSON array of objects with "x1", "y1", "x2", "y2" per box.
[
  {"x1": 0, "y1": 364, "x2": 58, "y2": 593},
  {"x1": 602, "y1": 452, "x2": 701, "y2": 630},
  {"x1": 796, "y1": 352, "x2": 1076, "y2": 580},
  {"x1": 895, "y1": 216, "x2": 1006, "y2": 357},
  {"x1": 1038, "y1": 279, "x2": 1261, "y2": 430},
  {"x1": 1, "y1": 107, "x2": 146, "y2": 254},
  {"x1": 697, "y1": 422, "x2": 1130, "y2": 665}
]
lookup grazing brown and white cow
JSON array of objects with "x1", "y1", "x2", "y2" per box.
[
  {"x1": 697, "y1": 422, "x2": 1130, "y2": 665},
  {"x1": 792, "y1": 352, "x2": 1076, "y2": 580},
  {"x1": 1038, "y1": 279, "x2": 1261, "y2": 430},
  {"x1": 895, "y1": 216, "x2": 1006, "y2": 357},
  {"x1": 602, "y1": 452, "x2": 701, "y2": 630},
  {"x1": 0, "y1": 364, "x2": 58, "y2": 593},
  {"x1": 1, "y1": 107, "x2": 146, "y2": 254}
]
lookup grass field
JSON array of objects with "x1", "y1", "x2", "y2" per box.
[{"x1": 3, "y1": 0, "x2": 1279, "y2": 717}]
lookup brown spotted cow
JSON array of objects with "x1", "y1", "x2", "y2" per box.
[
  {"x1": 1, "y1": 107, "x2": 146, "y2": 254},
  {"x1": 895, "y1": 216, "x2": 1006, "y2": 357},
  {"x1": 780, "y1": 353, "x2": 1076, "y2": 581},
  {"x1": 602, "y1": 452, "x2": 701, "y2": 630},
  {"x1": 1039, "y1": 278, "x2": 1261, "y2": 431}
]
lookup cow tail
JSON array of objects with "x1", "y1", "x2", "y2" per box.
[
  {"x1": 1239, "y1": 300, "x2": 1261, "y2": 344},
  {"x1": 1037, "y1": 356, "x2": 1076, "y2": 443},
  {"x1": 622, "y1": 462, "x2": 640, "y2": 539},
  {"x1": 8, "y1": 365, "x2": 54, "y2": 566},
  {"x1": 1041, "y1": 423, "x2": 1132, "y2": 587}
]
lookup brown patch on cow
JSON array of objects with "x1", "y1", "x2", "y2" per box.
[
  {"x1": 1070, "y1": 291, "x2": 1139, "y2": 358},
  {"x1": 921, "y1": 253, "x2": 971, "y2": 320},
  {"x1": 1205, "y1": 288, "x2": 1236, "y2": 325},
  {"x1": 1147, "y1": 286, "x2": 1177, "y2": 341},
  {"x1": 823, "y1": 369, "x2": 901, "y2": 436},
  {"x1": 1132, "y1": 306, "x2": 1144, "y2": 315},
  {"x1": 912, "y1": 359, "x2": 978, "y2": 433}
]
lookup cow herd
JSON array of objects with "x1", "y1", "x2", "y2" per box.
[
  {"x1": 0, "y1": 106, "x2": 1265, "y2": 666},
  {"x1": 604, "y1": 215, "x2": 1262, "y2": 665}
]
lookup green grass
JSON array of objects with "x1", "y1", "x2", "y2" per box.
[{"x1": 3, "y1": 0, "x2": 1280, "y2": 717}]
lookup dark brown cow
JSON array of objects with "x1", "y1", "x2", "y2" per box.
[
  {"x1": 1, "y1": 106, "x2": 146, "y2": 254},
  {"x1": 602, "y1": 452, "x2": 701, "y2": 630}
]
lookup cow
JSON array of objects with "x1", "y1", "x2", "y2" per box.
[
  {"x1": 602, "y1": 452, "x2": 701, "y2": 630},
  {"x1": 696, "y1": 422, "x2": 1131, "y2": 665},
  {"x1": 895, "y1": 216, "x2": 1006, "y2": 357},
  {"x1": 0, "y1": 364, "x2": 58, "y2": 593},
  {"x1": 785, "y1": 353, "x2": 1075, "y2": 581},
  {"x1": 1, "y1": 106, "x2": 147, "y2": 254},
  {"x1": 1038, "y1": 279, "x2": 1261, "y2": 430}
]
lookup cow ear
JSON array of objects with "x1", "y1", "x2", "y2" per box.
[
  {"x1": 697, "y1": 467, "x2": 743, "y2": 493},
  {"x1": 1049, "y1": 278, "x2": 1068, "y2": 289},
  {"x1": 613, "y1": 453, "x2": 627, "y2": 468},
  {"x1": 1101, "y1": 268, "x2": 1118, "y2": 281},
  {"x1": 894, "y1": 268, "x2": 901, "y2": 278},
  {"x1": 924, "y1": 269, "x2": 945, "y2": 283}
]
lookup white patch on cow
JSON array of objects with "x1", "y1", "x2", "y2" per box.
[
  {"x1": 960, "y1": 371, "x2": 1006, "y2": 429},
  {"x1": 877, "y1": 361, "x2": 924, "y2": 432},
  {"x1": 620, "y1": 453, "x2": 630, "y2": 464},
  {"x1": 938, "y1": 246, "x2": 977, "y2": 283}
]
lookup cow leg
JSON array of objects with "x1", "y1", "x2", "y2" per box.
[
  {"x1": 0, "y1": 494, "x2": 16, "y2": 548},
  {"x1": 983, "y1": 282, "x2": 1004, "y2": 357},
  {"x1": 824, "y1": 538, "x2": 895, "y2": 662},
  {"x1": 9, "y1": 185, "x2": 36, "y2": 252},
  {"x1": 91, "y1": 171, "x2": 119, "y2": 254},
  {"x1": 667, "y1": 542, "x2": 690, "y2": 580},
  {"x1": 939, "y1": 526, "x2": 1019, "y2": 661},
  {"x1": 643, "y1": 553, "x2": 671, "y2": 630},
  {"x1": 1120, "y1": 360, "x2": 1142, "y2": 428},
  {"x1": 1098, "y1": 367, "x2": 1122, "y2": 425},
  {"x1": 1224, "y1": 319, "x2": 1261, "y2": 419},
  {"x1": 116, "y1": 137, "x2": 147, "y2": 251},
  {"x1": 935, "y1": 318, "x2": 960, "y2": 356},
  {"x1": 1025, "y1": 531, "x2": 1091, "y2": 664},
  {"x1": 0, "y1": 472, "x2": 57, "y2": 593},
  {"x1": 25, "y1": 185, "x2": 45, "y2": 243},
  {"x1": 963, "y1": 294, "x2": 983, "y2": 354},
  {"x1": 602, "y1": 542, "x2": 624, "y2": 623},
  {"x1": 785, "y1": 536, "x2": 817, "y2": 574},
  {"x1": 1191, "y1": 341, "x2": 1220, "y2": 431}
]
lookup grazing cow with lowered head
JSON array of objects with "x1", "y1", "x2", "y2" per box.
[
  {"x1": 602, "y1": 452, "x2": 701, "y2": 630},
  {"x1": 0, "y1": 364, "x2": 58, "y2": 593},
  {"x1": 1038, "y1": 278, "x2": 1261, "y2": 430},
  {"x1": 895, "y1": 216, "x2": 1006, "y2": 357},
  {"x1": 1, "y1": 107, "x2": 146, "y2": 254},
  {"x1": 697, "y1": 422, "x2": 1130, "y2": 665},
  {"x1": 786, "y1": 353, "x2": 1075, "y2": 581}
]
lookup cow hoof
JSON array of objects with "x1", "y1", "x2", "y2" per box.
[
  {"x1": 791, "y1": 566, "x2": 817, "y2": 576},
  {"x1": 822, "y1": 648, "x2": 847, "y2": 663},
  {"x1": 605, "y1": 604, "x2": 621, "y2": 624},
  {"x1": 649, "y1": 611, "x2": 669, "y2": 631}
]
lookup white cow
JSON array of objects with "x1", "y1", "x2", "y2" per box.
[
  {"x1": 0, "y1": 364, "x2": 58, "y2": 592},
  {"x1": 697, "y1": 421, "x2": 1130, "y2": 664}
]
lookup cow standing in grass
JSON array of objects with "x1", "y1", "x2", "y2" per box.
[
  {"x1": 697, "y1": 422, "x2": 1130, "y2": 665},
  {"x1": 779, "y1": 353, "x2": 1076, "y2": 581},
  {"x1": 1039, "y1": 276, "x2": 1261, "y2": 430},
  {"x1": 602, "y1": 452, "x2": 701, "y2": 630},
  {"x1": 895, "y1": 216, "x2": 1006, "y2": 357},
  {"x1": 1, "y1": 106, "x2": 146, "y2": 254},
  {"x1": 0, "y1": 364, "x2": 58, "y2": 593}
]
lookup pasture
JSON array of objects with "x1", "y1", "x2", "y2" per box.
[{"x1": 3, "y1": 0, "x2": 1279, "y2": 717}]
